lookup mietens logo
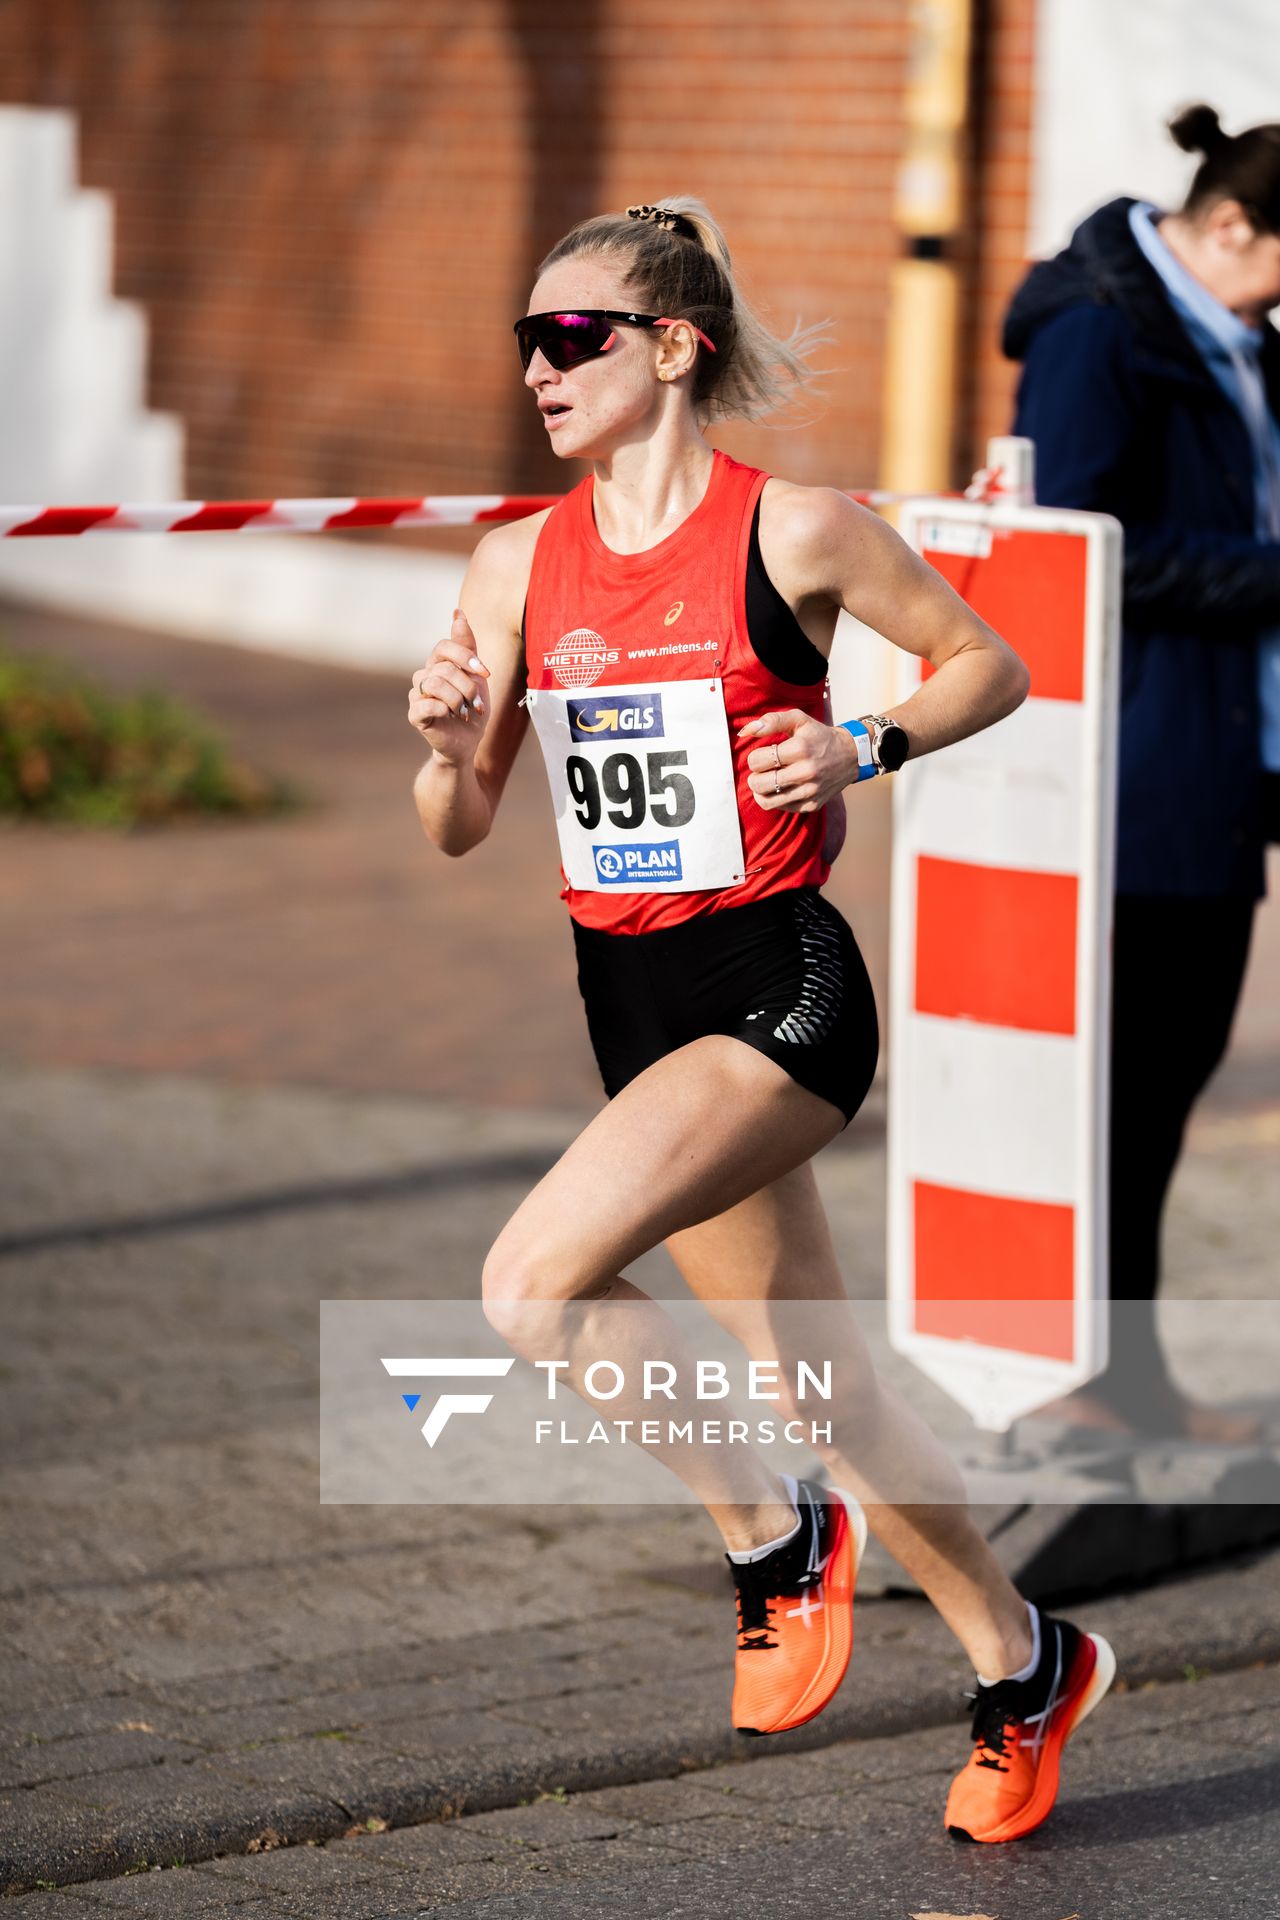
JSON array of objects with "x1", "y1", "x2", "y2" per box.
[
  {"x1": 543, "y1": 628, "x2": 619, "y2": 691},
  {"x1": 381, "y1": 1356, "x2": 515, "y2": 1447}
]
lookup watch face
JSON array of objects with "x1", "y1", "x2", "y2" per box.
[{"x1": 878, "y1": 724, "x2": 910, "y2": 773}]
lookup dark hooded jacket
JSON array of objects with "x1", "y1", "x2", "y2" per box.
[{"x1": 1004, "y1": 196, "x2": 1279, "y2": 898}]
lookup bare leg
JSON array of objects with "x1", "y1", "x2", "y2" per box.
[
  {"x1": 666, "y1": 1163, "x2": 1034, "y2": 1680},
  {"x1": 483, "y1": 1034, "x2": 1031, "y2": 1680},
  {"x1": 482, "y1": 1035, "x2": 843, "y2": 1549}
]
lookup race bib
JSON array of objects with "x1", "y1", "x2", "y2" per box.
[{"x1": 525, "y1": 678, "x2": 746, "y2": 893}]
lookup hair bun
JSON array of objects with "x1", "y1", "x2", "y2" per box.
[
  {"x1": 626, "y1": 203, "x2": 698, "y2": 240},
  {"x1": 1169, "y1": 103, "x2": 1227, "y2": 156}
]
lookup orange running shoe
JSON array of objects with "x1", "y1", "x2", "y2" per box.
[
  {"x1": 727, "y1": 1477, "x2": 867, "y2": 1736},
  {"x1": 944, "y1": 1612, "x2": 1116, "y2": 1843}
]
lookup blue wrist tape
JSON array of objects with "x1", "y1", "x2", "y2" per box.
[{"x1": 839, "y1": 718, "x2": 879, "y2": 782}]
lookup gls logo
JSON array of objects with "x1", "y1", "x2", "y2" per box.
[
  {"x1": 567, "y1": 693, "x2": 665, "y2": 742},
  {"x1": 381, "y1": 1356, "x2": 514, "y2": 1447}
]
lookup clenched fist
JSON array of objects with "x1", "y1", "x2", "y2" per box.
[
  {"x1": 738, "y1": 708, "x2": 861, "y2": 812},
  {"x1": 408, "y1": 609, "x2": 492, "y2": 765}
]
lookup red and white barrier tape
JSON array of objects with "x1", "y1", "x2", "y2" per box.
[
  {"x1": 0, "y1": 488, "x2": 910, "y2": 538},
  {"x1": 0, "y1": 496, "x2": 558, "y2": 537},
  {"x1": 963, "y1": 465, "x2": 1009, "y2": 502}
]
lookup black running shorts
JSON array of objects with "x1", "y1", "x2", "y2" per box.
[{"x1": 570, "y1": 887, "x2": 879, "y2": 1128}]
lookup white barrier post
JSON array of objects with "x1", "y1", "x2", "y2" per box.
[{"x1": 887, "y1": 437, "x2": 1123, "y2": 1433}]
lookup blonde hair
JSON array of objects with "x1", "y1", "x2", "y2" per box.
[{"x1": 536, "y1": 197, "x2": 826, "y2": 422}]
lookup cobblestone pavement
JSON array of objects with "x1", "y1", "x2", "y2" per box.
[
  {"x1": 2, "y1": 1063, "x2": 1278, "y2": 1894},
  {"x1": 5, "y1": 1659, "x2": 1278, "y2": 1916}
]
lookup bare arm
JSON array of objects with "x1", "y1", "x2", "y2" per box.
[
  {"x1": 409, "y1": 513, "x2": 544, "y2": 855},
  {"x1": 817, "y1": 490, "x2": 1030, "y2": 755},
  {"x1": 741, "y1": 485, "x2": 1030, "y2": 810}
]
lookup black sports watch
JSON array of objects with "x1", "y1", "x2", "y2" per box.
[{"x1": 861, "y1": 713, "x2": 910, "y2": 774}]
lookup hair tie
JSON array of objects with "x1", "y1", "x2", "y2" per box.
[{"x1": 626, "y1": 203, "x2": 696, "y2": 239}]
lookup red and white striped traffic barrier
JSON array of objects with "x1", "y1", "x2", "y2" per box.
[
  {"x1": 886, "y1": 483, "x2": 1122, "y2": 1433},
  {"x1": 0, "y1": 489, "x2": 907, "y2": 538}
]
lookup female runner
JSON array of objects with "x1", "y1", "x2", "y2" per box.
[{"x1": 409, "y1": 199, "x2": 1114, "y2": 1844}]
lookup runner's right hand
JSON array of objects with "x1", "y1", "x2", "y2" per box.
[{"x1": 408, "y1": 610, "x2": 492, "y2": 764}]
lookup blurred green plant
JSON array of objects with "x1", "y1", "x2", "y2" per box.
[{"x1": 0, "y1": 643, "x2": 302, "y2": 826}]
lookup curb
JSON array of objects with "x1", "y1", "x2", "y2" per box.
[{"x1": 4, "y1": 1596, "x2": 1278, "y2": 1896}]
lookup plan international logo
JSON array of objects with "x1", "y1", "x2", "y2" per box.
[{"x1": 592, "y1": 841, "x2": 683, "y2": 884}]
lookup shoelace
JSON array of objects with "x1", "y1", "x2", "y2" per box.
[
  {"x1": 729, "y1": 1494, "x2": 825, "y2": 1653},
  {"x1": 736, "y1": 1589, "x2": 775, "y2": 1651},
  {"x1": 730, "y1": 1552, "x2": 823, "y2": 1653},
  {"x1": 732, "y1": 1568, "x2": 779, "y2": 1652},
  {"x1": 963, "y1": 1685, "x2": 1021, "y2": 1774}
]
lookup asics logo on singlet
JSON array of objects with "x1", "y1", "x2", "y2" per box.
[
  {"x1": 380, "y1": 1356, "x2": 515, "y2": 1447},
  {"x1": 568, "y1": 693, "x2": 664, "y2": 741},
  {"x1": 544, "y1": 628, "x2": 619, "y2": 690}
]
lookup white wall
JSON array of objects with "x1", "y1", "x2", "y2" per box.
[
  {"x1": 1031, "y1": 0, "x2": 1280, "y2": 255},
  {"x1": 0, "y1": 107, "x2": 182, "y2": 506},
  {"x1": 0, "y1": 105, "x2": 464, "y2": 673}
]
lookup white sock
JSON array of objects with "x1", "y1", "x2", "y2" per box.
[
  {"x1": 725, "y1": 1473, "x2": 802, "y2": 1564},
  {"x1": 976, "y1": 1601, "x2": 1041, "y2": 1688}
]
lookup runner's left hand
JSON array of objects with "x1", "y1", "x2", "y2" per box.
[{"x1": 738, "y1": 710, "x2": 861, "y2": 812}]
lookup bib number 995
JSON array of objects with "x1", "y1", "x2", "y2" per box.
[{"x1": 565, "y1": 750, "x2": 696, "y2": 832}]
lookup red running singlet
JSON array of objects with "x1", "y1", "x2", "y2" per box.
[{"x1": 523, "y1": 449, "x2": 831, "y2": 936}]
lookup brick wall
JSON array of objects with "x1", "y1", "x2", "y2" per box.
[
  {"x1": 0, "y1": 1, "x2": 1034, "y2": 505},
  {"x1": 962, "y1": 0, "x2": 1039, "y2": 462}
]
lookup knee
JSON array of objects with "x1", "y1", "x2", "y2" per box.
[
  {"x1": 481, "y1": 1231, "x2": 575, "y2": 1350},
  {"x1": 781, "y1": 1371, "x2": 883, "y2": 1459}
]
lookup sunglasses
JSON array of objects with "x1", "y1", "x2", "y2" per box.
[{"x1": 513, "y1": 309, "x2": 717, "y2": 373}]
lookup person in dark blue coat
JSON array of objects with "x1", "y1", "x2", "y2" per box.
[{"x1": 1003, "y1": 104, "x2": 1280, "y2": 1441}]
